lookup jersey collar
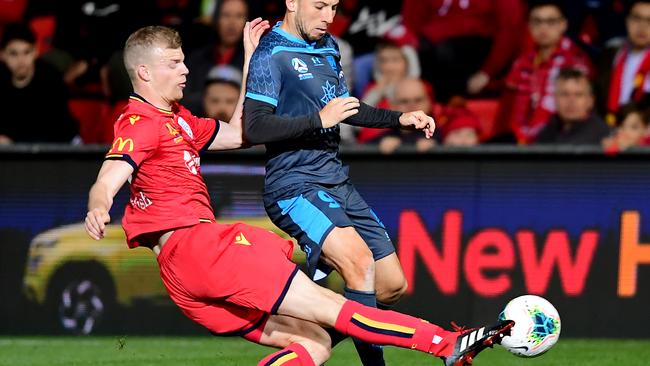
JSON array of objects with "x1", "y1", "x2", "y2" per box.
[
  {"x1": 272, "y1": 21, "x2": 317, "y2": 48},
  {"x1": 129, "y1": 93, "x2": 174, "y2": 115}
]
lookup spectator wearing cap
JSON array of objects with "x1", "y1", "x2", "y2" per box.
[
  {"x1": 500, "y1": 0, "x2": 593, "y2": 144},
  {"x1": 0, "y1": 23, "x2": 78, "y2": 144},
  {"x1": 536, "y1": 68, "x2": 610, "y2": 144},
  {"x1": 183, "y1": 0, "x2": 247, "y2": 114},
  {"x1": 378, "y1": 78, "x2": 437, "y2": 154},
  {"x1": 202, "y1": 65, "x2": 242, "y2": 121},
  {"x1": 602, "y1": 102, "x2": 650, "y2": 151}
]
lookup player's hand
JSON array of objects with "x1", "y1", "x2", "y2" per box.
[
  {"x1": 85, "y1": 208, "x2": 111, "y2": 240},
  {"x1": 243, "y1": 17, "x2": 270, "y2": 57},
  {"x1": 319, "y1": 97, "x2": 360, "y2": 128},
  {"x1": 399, "y1": 110, "x2": 435, "y2": 139}
]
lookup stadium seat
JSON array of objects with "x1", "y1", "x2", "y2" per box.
[
  {"x1": 0, "y1": 0, "x2": 27, "y2": 25},
  {"x1": 28, "y1": 15, "x2": 56, "y2": 55},
  {"x1": 68, "y1": 99, "x2": 110, "y2": 144},
  {"x1": 465, "y1": 99, "x2": 500, "y2": 141}
]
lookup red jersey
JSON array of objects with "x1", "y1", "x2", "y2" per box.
[
  {"x1": 503, "y1": 37, "x2": 593, "y2": 143},
  {"x1": 105, "y1": 94, "x2": 219, "y2": 248}
]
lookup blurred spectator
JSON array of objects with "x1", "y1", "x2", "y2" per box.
[
  {"x1": 536, "y1": 68, "x2": 610, "y2": 144},
  {"x1": 602, "y1": 102, "x2": 650, "y2": 150},
  {"x1": 402, "y1": 0, "x2": 525, "y2": 101},
  {"x1": 378, "y1": 78, "x2": 436, "y2": 154},
  {"x1": 564, "y1": 0, "x2": 629, "y2": 51},
  {"x1": 0, "y1": 23, "x2": 78, "y2": 144},
  {"x1": 358, "y1": 42, "x2": 420, "y2": 144},
  {"x1": 501, "y1": 0, "x2": 593, "y2": 144},
  {"x1": 362, "y1": 42, "x2": 420, "y2": 108},
  {"x1": 202, "y1": 65, "x2": 242, "y2": 121},
  {"x1": 597, "y1": 0, "x2": 650, "y2": 125},
  {"x1": 183, "y1": 0, "x2": 247, "y2": 114},
  {"x1": 336, "y1": 0, "x2": 406, "y2": 95},
  {"x1": 441, "y1": 110, "x2": 482, "y2": 147},
  {"x1": 24, "y1": 0, "x2": 158, "y2": 96}
]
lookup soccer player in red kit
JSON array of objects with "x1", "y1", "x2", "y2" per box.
[{"x1": 84, "y1": 20, "x2": 513, "y2": 366}]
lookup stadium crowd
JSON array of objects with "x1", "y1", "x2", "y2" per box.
[{"x1": 1, "y1": 0, "x2": 650, "y2": 152}]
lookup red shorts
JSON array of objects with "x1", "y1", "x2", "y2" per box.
[{"x1": 157, "y1": 222, "x2": 298, "y2": 341}]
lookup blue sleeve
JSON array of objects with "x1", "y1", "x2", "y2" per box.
[{"x1": 246, "y1": 44, "x2": 281, "y2": 107}]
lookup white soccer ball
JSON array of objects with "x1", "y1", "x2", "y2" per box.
[{"x1": 498, "y1": 295, "x2": 561, "y2": 357}]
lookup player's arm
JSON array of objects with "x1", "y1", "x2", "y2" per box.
[
  {"x1": 344, "y1": 102, "x2": 435, "y2": 139},
  {"x1": 244, "y1": 97, "x2": 360, "y2": 144},
  {"x1": 208, "y1": 18, "x2": 270, "y2": 150},
  {"x1": 85, "y1": 160, "x2": 134, "y2": 240}
]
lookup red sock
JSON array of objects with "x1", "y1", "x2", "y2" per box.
[
  {"x1": 334, "y1": 300, "x2": 458, "y2": 357},
  {"x1": 257, "y1": 343, "x2": 315, "y2": 366}
]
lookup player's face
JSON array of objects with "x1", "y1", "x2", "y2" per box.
[
  {"x1": 528, "y1": 6, "x2": 566, "y2": 49},
  {"x1": 149, "y1": 47, "x2": 189, "y2": 103},
  {"x1": 554, "y1": 78, "x2": 594, "y2": 122},
  {"x1": 203, "y1": 82, "x2": 240, "y2": 121},
  {"x1": 1, "y1": 40, "x2": 36, "y2": 81},
  {"x1": 627, "y1": 4, "x2": 650, "y2": 49},
  {"x1": 217, "y1": 0, "x2": 248, "y2": 47},
  {"x1": 295, "y1": 0, "x2": 338, "y2": 41}
]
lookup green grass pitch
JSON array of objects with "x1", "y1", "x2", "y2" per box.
[{"x1": 0, "y1": 337, "x2": 648, "y2": 365}]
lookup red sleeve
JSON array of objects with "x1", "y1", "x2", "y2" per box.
[
  {"x1": 105, "y1": 114, "x2": 160, "y2": 169},
  {"x1": 480, "y1": 0, "x2": 525, "y2": 77},
  {"x1": 177, "y1": 106, "x2": 219, "y2": 152}
]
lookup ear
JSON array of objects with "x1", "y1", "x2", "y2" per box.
[
  {"x1": 286, "y1": 0, "x2": 297, "y2": 12},
  {"x1": 137, "y1": 64, "x2": 151, "y2": 82}
]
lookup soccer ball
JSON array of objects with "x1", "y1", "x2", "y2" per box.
[{"x1": 498, "y1": 295, "x2": 561, "y2": 357}]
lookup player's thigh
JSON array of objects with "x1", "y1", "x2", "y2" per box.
[
  {"x1": 257, "y1": 314, "x2": 332, "y2": 362},
  {"x1": 320, "y1": 226, "x2": 374, "y2": 275},
  {"x1": 276, "y1": 269, "x2": 346, "y2": 327}
]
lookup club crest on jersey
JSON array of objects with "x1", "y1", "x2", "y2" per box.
[
  {"x1": 177, "y1": 117, "x2": 194, "y2": 139},
  {"x1": 292, "y1": 57, "x2": 313, "y2": 80},
  {"x1": 311, "y1": 57, "x2": 324, "y2": 66}
]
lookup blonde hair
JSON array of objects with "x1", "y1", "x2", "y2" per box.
[{"x1": 123, "y1": 26, "x2": 182, "y2": 80}]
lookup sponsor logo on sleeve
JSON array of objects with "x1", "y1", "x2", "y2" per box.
[{"x1": 109, "y1": 137, "x2": 134, "y2": 153}]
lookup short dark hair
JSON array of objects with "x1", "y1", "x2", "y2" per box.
[
  {"x1": 0, "y1": 23, "x2": 36, "y2": 49},
  {"x1": 616, "y1": 103, "x2": 650, "y2": 127},
  {"x1": 528, "y1": 0, "x2": 566, "y2": 17},
  {"x1": 555, "y1": 67, "x2": 592, "y2": 93}
]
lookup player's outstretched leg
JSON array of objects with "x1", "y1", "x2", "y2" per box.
[
  {"x1": 321, "y1": 227, "x2": 385, "y2": 365},
  {"x1": 278, "y1": 270, "x2": 514, "y2": 365}
]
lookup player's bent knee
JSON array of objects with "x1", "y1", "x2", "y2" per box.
[
  {"x1": 337, "y1": 249, "x2": 375, "y2": 288},
  {"x1": 376, "y1": 277, "x2": 408, "y2": 305}
]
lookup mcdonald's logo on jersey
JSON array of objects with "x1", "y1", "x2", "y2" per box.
[{"x1": 110, "y1": 137, "x2": 134, "y2": 153}]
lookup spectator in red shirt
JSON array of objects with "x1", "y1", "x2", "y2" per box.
[
  {"x1": 501, "y1": 0, "x2": 593, "y2": 144},
  {"x1": 402, "y1": 0, "x2": 525, "y2": 102},
  {"x1": 183, "y1": 0, "x2": 248, "y2": 114},
  {"x1": 597, "y1": 0, "x2": 650, "y2": 126}
]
